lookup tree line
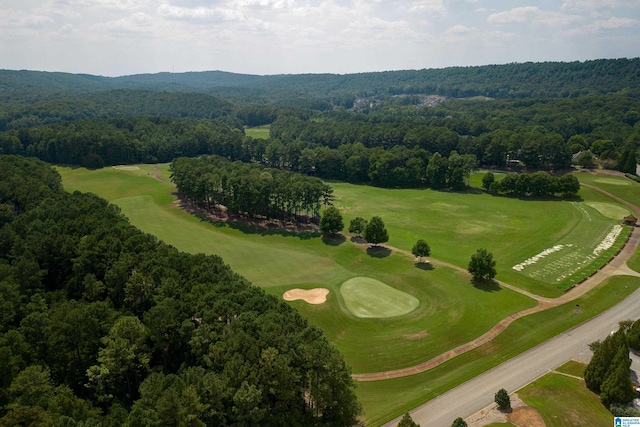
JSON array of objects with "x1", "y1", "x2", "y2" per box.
[
  {"x1": 0, "y1": 155, "x2": 360, "y2": 426},
  {"x1": 170, "y1": 155, "x2": 334, "y2": 222},
  {"x1": 482, "y1": 171, "x2": 581, "y2": 198},
  {"x1": 585, "y1": 320, "x2": 640, "y2": 416},
  {"x1": 3, "y1": 58, "x2": 640, "y2": 105}
]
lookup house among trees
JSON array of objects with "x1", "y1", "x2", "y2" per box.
[{"x1": 623, "y1": 214, "x2": 637, "y2": 226}]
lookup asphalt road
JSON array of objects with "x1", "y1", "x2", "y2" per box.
[{"x1": 385, "y1": 284, "x2": 640, "y2": 427}]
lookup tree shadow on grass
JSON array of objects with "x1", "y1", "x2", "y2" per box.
[
  {"x1": 472, "y1": 280, "x2": 501, "y2": 292},
  {"x1": 322, "y1": 234, "x2": 346, "y2": 246},
  {"x1": 366, "y1": 246, "x2": 392, "y2": 258},
  {"x1": 350, "y1": 236, "x2": 367, "y2": 244},
  {"x1": 187, "y1": 207, "x2": 319, "y2": 240},
  {"x1": 414, "y1": 262, "x2": 434, "y2": 271}
]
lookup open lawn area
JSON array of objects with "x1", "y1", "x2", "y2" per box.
[
  {"x1": 58, "y1": 165, "x2": 640, "y2": 425},
  {"x1": 518, "y1": 362, "x2": 612, "y2": 427},
  {"x1": 331, "y1": 175, "x2": 631, "y2": 297},
  {"x1": 244, "y1": 125, "x2": 271, "y2": 139}
]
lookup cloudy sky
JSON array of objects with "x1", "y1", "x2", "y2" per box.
[{"x1": 1, "y1": 0, "x2": 639, "y2": 77}]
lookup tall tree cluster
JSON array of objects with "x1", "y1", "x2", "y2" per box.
[
  {"x1": 585, "y1": 326, "x2": 636, "y2": 410},
  {"x1": 483, "y1": 171, "x2": 581, "y2": 198},
  {"x1": 0, "y1": 155, "x2": 360, "y2": 426},
  {"x1": 170, "y1": 155, "x2": 334, "y2": 222}
]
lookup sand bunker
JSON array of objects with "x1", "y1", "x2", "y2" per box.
[
  {"x1": 112, "y1": 165, "x2": 140, "y2": 171},
  {"x1": 283, "y1": 288, "x2": 329, "y2": 304}
]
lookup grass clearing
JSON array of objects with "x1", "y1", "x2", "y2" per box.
[
  {"x1": 518, "y1": 371, "x2": 611, "y2": 427},
  {"x1": 340, "y1": 277, "x2": 419, "y2": 318},
  {"x1": 57, "y1": 165, "x2": 640, "y2": 425},
  {"x1": 244, "y1": 125, "x2": 271, "y2": 139}
]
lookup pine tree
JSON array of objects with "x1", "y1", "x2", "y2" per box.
[
  {"x1": 600, "y1": 346, "x2": 636, "y2": 408},
  {"x1": 451, "y1": 418, "x2": 468, "y2": 427},
  {"x1": 494, "y1": 388, "x2": 510, "y2": 411},
  {"x1": 398, "y1": 412, "x2": 419, "y2": 427}
]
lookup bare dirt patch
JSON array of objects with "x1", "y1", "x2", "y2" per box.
[
  {"x1": 283, "y1": 288, "x2": 329, "y2": 305},
  {"x1": 466, "y1": 394, "x2": 546, "y2": 427},
  {"x1": 508, "y1": 407, "x2": 546, "y2": 427}
]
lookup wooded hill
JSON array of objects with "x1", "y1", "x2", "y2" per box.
[
  {"x1": 0, "y1": 155, "x2": 361, "y2": 425},
  {"x1": 2, "y1": 58, "x2": 639, "y2": 104}
]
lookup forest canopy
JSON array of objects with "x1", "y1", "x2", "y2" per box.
[{"x1": 0, "y1": 155, "x2": 361, "y2": 426}]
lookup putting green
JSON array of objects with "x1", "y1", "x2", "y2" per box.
[
  {"x1": 586, "y1": 202, "x2": 630, "y2": 220},
  {"x1": 594, "y1": 177, "x2": 630, "y2": 186},
  {"x1": 340, "y1": 277, "x2": 419, "y2": 318}
]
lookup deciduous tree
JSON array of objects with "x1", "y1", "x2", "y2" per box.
[
  {"x1": 364, "y1": 216, "x2": 388, "y2": 247},
  {"x1": 468, "y1": 248, "x2": 497, "y2": 282},
  {"x1": 348, "y1": 217, "x2": 367, "y2": 236},
  {"x1": 412, "y1": 240, "x2": 431, "y2": 263},
  {"x1": 320, "y1": 206, "x2": 344, "y2": 235}
]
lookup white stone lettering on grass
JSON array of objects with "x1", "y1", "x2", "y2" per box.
[
  {"x1": 512, "y1": 244, "x2": 572, "y2": 271},
  {"x1": 593, "y1": 225, "x2": 622, "y2": 256}
]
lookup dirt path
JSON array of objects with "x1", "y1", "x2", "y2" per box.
[{"x1": 354, "y1": 182, "x2": 640, "y2": 381}]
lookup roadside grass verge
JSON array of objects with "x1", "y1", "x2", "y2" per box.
[
  {"x1": 518, "y1": 369, "x2": 611, "y2": 426},
  {"x1": 554, "y1": 360, "x2": 586, "y2": 378},
  {"x1": 356, "y1": 275, "x2": 640, "y2": 426}
]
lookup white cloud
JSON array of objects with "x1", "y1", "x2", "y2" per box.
[
  {"x1": 238, "y1": 0, "x2": 296, "y2": 9},
  {"x1": 0, "y1": 9, "x2": 55, "y2": 29},
  {"x1": 157, "y1": 4, "x2": 246, "y2": 22},
  {"x1": 53, "y1": 0, "x2": 149, "y2": 10},
  {"x1": 488, "y1": 6, "x2": 583, "y2": 26},
  {"x1": 100, "y1": 11, "x2": 153, "y2": 32},
  {"x1": 406, "y1": 0, "x2": 447, "y2": 15},
  {"x1": 565, "y1": 16, "x2": 638, "y2": 35},
  {"x1": 445, "y1": 24, "x2": 472, "y2": 34},
  {"x1": 562, "y1": 0, "x2": 622, "y2": 11}
]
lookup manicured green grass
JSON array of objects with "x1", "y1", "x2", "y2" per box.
[
  {"x1": 518, "y1": 372, "x2": 611, "y2": 427},
  {"x1": 58, "y1": 165, "x2": 640, "y2": 425},
  {"x1": 586, "y1": 201, "x2": 631, "y2": 219},
  {"x1": 555, "y1": 360, "x2": 587, "y2": 378},
  {"x1": 58, "y1": 165, "x2": 536, "y2": 374},
  {"x1": 244, "y1": 125, "x2": 271, "y2": 139},
  {"x1": 332, "y1": 176, "x2": 626, "y2": 297},
  {"x1": 340, "y1": 277, "x2": 419, "y2": 318},
  {"x1": 576, "y1": 171, "x2": 640, "y2": 206},
  {"x1": 356, "y1": 275, "x2": 640, "y2": 426}
]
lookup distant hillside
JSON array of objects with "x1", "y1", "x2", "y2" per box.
[{"x1": 1, "y1": 58, "x2": 639, "y2": 104}]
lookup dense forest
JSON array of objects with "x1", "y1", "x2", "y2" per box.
[
  {"x1": 0, "y1": 156, "x2": 361, "y2": 426},
  {"x1": 1, "y1": 59, "x2": 639, "y2": 188},
  {"x1": 2, "y1": 58, "x2": 639, "y2": 103}
]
